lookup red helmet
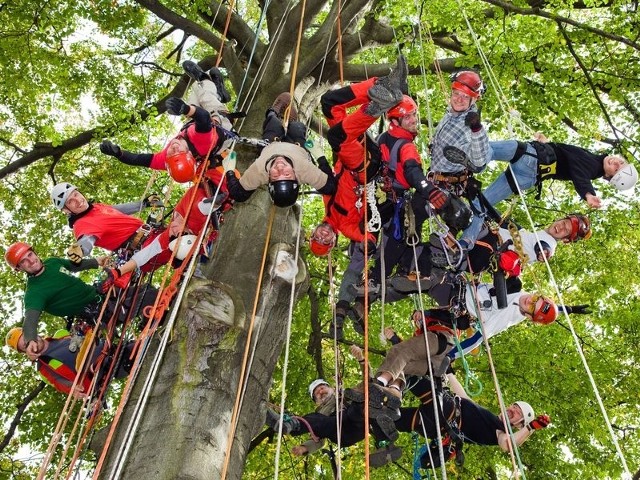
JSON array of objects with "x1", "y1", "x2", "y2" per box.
[
  {"x1": 309, "y1": 224, "x2": 336, "y2": 257},
  {"x1": 166, "y1": 151, "x2": 196, "y2": 183},
  {"x1": 531, "y1": 294, "x2": 558, "y2": 324},
  {"x1": 564, "y1": 214, "x2": 592, "y2": 242},
  {"x1": 451, "y1": 71, "x2": 484, "y2": 98},
  {"x1": 387, "y1": 95, "x2": 418, "y2": 119},
  {"x1": 5, "y1": 242, "x2": 32, "y2": 270}
]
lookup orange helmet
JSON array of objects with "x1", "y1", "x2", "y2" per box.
[
  {"x1": 451, "y1": 71, "x2": 484, "y2": 98},
  {"x1": 564, "y1": 214, "x2": 592, "y2": 242},
  {"x1": 531, "y1": 294, "x2": 558, "y2": 324},
  {"x1": 387, "y1": 95, "x2": 418, "y2": 119},
  {"x1": 309, "y1": 224, "x2": 336, "y2": 257},
  {"x1": 166, "y1": 151, "x2": 196, "y2": 183},
  {"x1": 5, "y1": 242, "x2": 32, "y2": 270},
  {"x1": 5, "y1": 327, "x2": 23, "y2": 351}
]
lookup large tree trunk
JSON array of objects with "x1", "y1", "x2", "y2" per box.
[{"x1": 99, "y1": 145, "x2": 307, "y2": 479}]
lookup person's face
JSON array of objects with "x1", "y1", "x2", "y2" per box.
[
  {"x1": 268, "y1": 157, "x2": 296, "y2": 181},
  {"x1": 311, "y1": 223, "x2": 336, "y2": 245},
  {"x1": 603, "y1": 155, "x2": 626, "y2": 178},
  {"x1": 167, "y1": 138, "x2": 189, "y2": 158},
  {"x1": 312, "y1": 384, "x2": 334, "y2": 404},
  {"x1": 450, "y1": 89, "x2": 474, "y2": 112},
  {"x1": 502, "y1": 403, "x2": 525, "y2": 427},
  {"x1": 518, "y1": 294, "x2": 535, "y2": 319},
  {"x1": 547, "y1": 218, "x2": 573, "y2": 241},
  {"x1": 17, "y1": 250, "x2": 44, "y2": 275},
  {"x1": 397, "y1": 111, "x2": 418, "y2": 133},
  {"x1": 16, "y1": 334, "x2": 45, "y2": 354},
  {"x1": 63, "y1": 190, "x2": 89, "y2": 214}
]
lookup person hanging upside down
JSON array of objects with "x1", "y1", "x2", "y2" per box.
[
  {"x1": 459, "y1": 133, "x2": 638, "y2": 248},
  {"x1": 99, "y1": 169, "x2": 230, "y2": 290},
  {"x1": 5, "y1": 327, "x2": 135, "y2": 398},
  {"x1": 100, "y1": 95, "x2": 228, "y2": 183}
]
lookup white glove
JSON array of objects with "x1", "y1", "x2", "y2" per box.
[
  {"x1": 222, "y1": 152, "x2": 236, "y2": 172},
  {"x1": 305, "y1": 139, "x2": 325, "y2": 161}
]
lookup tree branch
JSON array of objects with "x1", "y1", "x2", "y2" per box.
[
  {"x1": 0, "y1": 382, "x2": 45, "y2": 454},
  {"x1": 480, "y1": 0, "x2": 640, "y2": 51}
]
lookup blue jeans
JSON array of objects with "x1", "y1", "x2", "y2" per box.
[{"x1": 460, "y1": 141, "x2": 538, "y2": 246}]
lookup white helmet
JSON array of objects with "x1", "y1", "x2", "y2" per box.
[
  {"x1": 609, "y1": 163, "x2": 638, "y2": 191},
  {"x1": 308, "y1": 379, "x2": 329, "y2": 401},
  {"x1": 513, "y1": 401, "x2": 535, "y2": 427},
  {"x1": 51, "y1": 182, "x2": 77, "y2": 210},
  {"x1": 168, "y1": 234, "x2": 198, "y2": 260}
]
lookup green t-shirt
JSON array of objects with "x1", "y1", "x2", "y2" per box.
[{"x1": 24, "y1": 257, "x2": 100, "y2": 317}]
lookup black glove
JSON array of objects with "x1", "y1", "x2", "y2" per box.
[
  {"x1": 464, "y1": 111, "x2": 482, "y2": 132},
  {"x1": 166, "y1": 97, "x2": 190, "y2": 116},
  {"x1": 563, "y1": 304, "x2": 591, "y2": 315},
  {"x1": 100, "y1": 140, "x2": 122, "y2": 158}
]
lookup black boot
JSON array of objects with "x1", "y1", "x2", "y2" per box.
[
  {"x1": 182, "y1": 60, "x2": 209, "y2": 82},
  {"x1": 207, "y1": 67, "x2": 232, "y2": 103}
]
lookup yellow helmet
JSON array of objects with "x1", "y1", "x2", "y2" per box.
[{"x1": 5, "y1": 327, "x2": 23, "y2": 351}]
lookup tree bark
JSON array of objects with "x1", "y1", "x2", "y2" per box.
[{"x1": 99, "y1": 145, "x2": 308, "y2": 478}]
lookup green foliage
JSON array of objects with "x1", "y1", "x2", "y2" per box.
[{"x1": 1, "y1": 0, "x2": 639, "y2": 478}]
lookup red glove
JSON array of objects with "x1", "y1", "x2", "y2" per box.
[
  {"x1": 99, "y1": 268, "x2": 121, "y2": 294},
  {"x1": 528, "y1": 414, "x2": 550, "y2": 431},
  {"x1": 428, "y1": 187, "x2": 449, "y2": 211},
  {"x1": 498, "y1": 250, "x2": 521, "y2": 278}
]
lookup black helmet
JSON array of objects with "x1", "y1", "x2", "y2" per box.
[{"x1": 268, "y1": 180, "x2": 300, "y2": 207}]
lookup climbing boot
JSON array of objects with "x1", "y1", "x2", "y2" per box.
[
  {"x1": 182, "y1": 60, "x2": 209, "y2": 82},
  {"x1": 375, "y1": 55, "x2": 409, "y2": 95},
  {"x1": 326, "y1": 315, "x2": 344, "y2": 341},
  {"x1": 370, "y1": 443, "x2": 402, "y2": 468},
  {"x1": 207, "y1": 67, "x2": 231, "y2": 103},
  {"x1": 375, "y1": 414, "x2": 399, "y2": 443},
  {"x1": 271, "y1": 92, "x2": 298, "y2": 122}
]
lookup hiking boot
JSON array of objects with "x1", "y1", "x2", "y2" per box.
[
  {"x1": 326, "y1": 317, "x2": 344, "y2": 341},
  {"x1": 207, "y1": 67, "x2": 231, "y2": 103},
  {"x1": 265, "y1": 409, "x2": 300, "y2": 435},
  {"x1": 349, "y1": 278, "x2": 381, "y2": 297},
  {"x1": 365, "y1": 87, "x2": 403, "y2": 117},
  {"x1": 389, "y1": 270, "x2": 443, "y2": 294},
  {"x1": 348, "y1": 302, "x2": 366, "y2": 335},
  {"x1": 271, "y1": 92, "x2": 298, "y2": 122},
  {"x1": 182, "y1": 60, "x2": 208, "y2": 82},
  {"x1": 375, "y1": 414, "x2": 399, "y2": 443},
  {"x1": 443, "y1": 145, "x2": 483, "y2": 174},
  {"x1": 375, "y1": 55, "x2": 409, "y2": 95},
  {"x1": 370, "y1": 443, "x2": 402, "y2": 468},
  {"x1": 429, "y1": 233, "x2": 464, "y2": 268}
]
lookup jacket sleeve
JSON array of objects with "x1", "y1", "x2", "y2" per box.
[{"x1": 119, "y1": 150, "x2": 154, "y2": 168}]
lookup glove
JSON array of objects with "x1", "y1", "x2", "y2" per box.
[
  {"x1": 222, "y1": 152, "x2": 236, "y2": 172},
  {"x1": 98, "y1": 268, "x2": 121, "y2": 294},
  {"x1": 143, "y1": 194, "x2": 164, "y2": 208},
  {"x1": 66, "y1": 244, "x2": 84, "y2": 265},
  {"x1": 427, "y1": 186, "x2": 450, "y2": 211},
  {"x1": 528, "y1": 414, "x2": 550, "y2": 431},
  {"x1": 100, "y1": 140, "x2": 122, "y2": 158},
  {"x1": 564, "y1": 304, "x2": 591, "y2": 315},
  {"x1": 166, "y1": 97, "x2": 190, "y2": 116},
  {"x1": 464, "y1": 111, "x2": 482, "y2": 132}
]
